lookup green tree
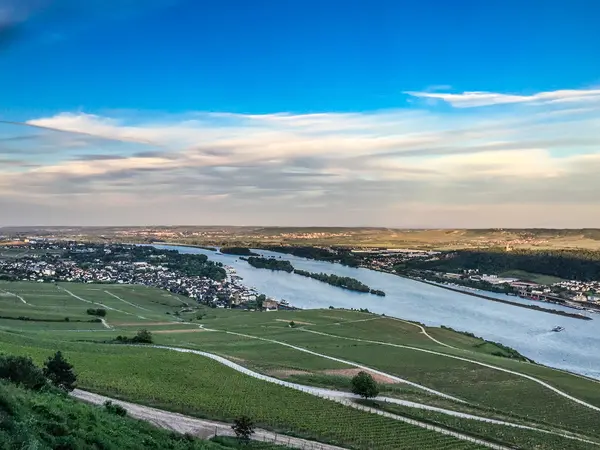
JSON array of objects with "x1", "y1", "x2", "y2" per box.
[
  {"x1": 351, "y1": 371, "x2": 379, "y2": 399},
  {"x1": 43, "y1": 351, "x2": 77, "y2": 391},
  {"x1": 232, "y1": 415, "x2": 255, "y2": 443},
  {"x1": 256, "y1": 294, "x2": 266, "y2": 311},
  {"x1": 134, "y1": 329, "x2": 153, "y2": 344}
]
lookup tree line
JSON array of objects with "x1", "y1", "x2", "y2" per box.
[{"x1": 401, "y1": 248, "x2": 600, "y2": 281}]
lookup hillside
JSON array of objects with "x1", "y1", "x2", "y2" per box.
[
  {"x1": 0, "y1": 381, "x2": 222, "y2": 450},
  {"x1": 1, "y1": 281, "x2": 600, "y2": 449}
]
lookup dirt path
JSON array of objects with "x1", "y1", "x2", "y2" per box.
[
  {"x1": 104, "y1": 290, "x2": 151, "y2": 312},
  {"x1": 218, "y1": 329, "x2": 465, "y2": 402},
  {"x1": 72, "y1": 389, "x2": 348, "y2": 450},
  {"x1": 388, "y1": 317, "x2": 457, "y2": 349},
  {"x1": 301, "y1": 328, "x2": 600, "y2": 413},
  {"x1": 146, "y1": 344, "x2": 599, "y2": 448},
  {"x1": 58, "y1": 286, "x2": 135, "y2": 317},
  {"x1": 0, "y1": 289, "x2": 28, "y2": 305}
]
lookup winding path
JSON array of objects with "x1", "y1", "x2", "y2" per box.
[
  {"x1": 388, "y1": 317, "x2": 457, "y2": 349},
  {"x1": 58, "y1": 286, "x2": 135, "y2": 317},
  {"x1": 0, "y1": 289, "x2": 28, "y2": 305},
  {"x1": 300, "y1": 328, "x2": 600, "y2": 414},
  {"x1": 104, "y1": 290, "x2": 151, "y2": 312},
  {"x1": 142, "y1": 344, "x2": 599, "y2": 448},
  {"x1": 217, "y1": 329, "x2": 465, "y2": 402},
  {"x1": 147, "y1": 345, "x2": 508, "y2": 449},
  {"x1": 72, "y1": 389, "x2": 348, "y2": 450}
]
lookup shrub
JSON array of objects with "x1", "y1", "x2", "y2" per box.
[
  {"x1": 0, "y1": 355, "x2": 47, "y2": 390},
  {"x1": 104, "y1": 400, "x2": 127, "y2": 416},
  {"x1": 43, "y1": 351, "x2": 77, "y2": 392},
  {"x1": 86, "y1": 308, "x2": 107, "y2": 317}
]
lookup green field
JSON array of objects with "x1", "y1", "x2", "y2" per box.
[
  {"x1": 498, "y1": 269, "x2": 565, "y2": 285},
  {"x1": 1, "y1": 281, "x2": 600, "y2": 449}
]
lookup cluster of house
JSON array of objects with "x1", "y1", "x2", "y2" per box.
[
  {"x1": 438, "y1": 270, "x2": 600, "y2": 305},
  {"x1": 358, "y1": 249, "x2": 441, "y2": 272},
  {"x1": 0, "y1": 244, "x2": 288, "y2": 311}
]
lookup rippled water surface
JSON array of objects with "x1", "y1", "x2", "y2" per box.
[{"x1": 156, "y1": 245, "x2": 600, "y2": 379}]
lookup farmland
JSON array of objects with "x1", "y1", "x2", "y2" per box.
[{"x1": 1, "y1": 281, "x2": 600, "y2": 449}]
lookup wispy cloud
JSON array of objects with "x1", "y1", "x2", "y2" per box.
[
  {"x1": 2, "y1": 86, "x2": 599, "y2": 226},
  {"x1": 406, "y1": 88, "x2": 600, "y2": 108}
]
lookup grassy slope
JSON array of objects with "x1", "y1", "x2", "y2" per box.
[{"x1": 0, "y1": 381, "x2": 223, "y2": 450}]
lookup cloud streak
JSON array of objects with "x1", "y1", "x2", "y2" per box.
[{"x1": 406, "y1": 88, "x2": 600, "y2": 108}]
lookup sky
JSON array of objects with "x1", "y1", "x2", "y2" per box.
[{"x1": 0, "y1": 0, "x2": 599, "y2": 228}]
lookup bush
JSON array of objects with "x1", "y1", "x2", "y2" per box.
[
  {"x1": 86, "y1": 308, "x2": 107, "y2": 317},
  {"x1": 104, "y1": 400, "x2": 127, "y2": 416},
  {"x1": 0, "y1": 355, "x2": 47, "y2": 390},
  {"x1": 133, "y1": 329, "x2": 153, "y2": 344},
  {"x1": 351, "y1": 371, "x2": 379, "y2": 399},
  {"x1": 43, "y1": 351, "x2": 77, "y2": 392}
]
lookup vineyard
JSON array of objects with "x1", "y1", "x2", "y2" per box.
[
  {"x1": 1, "y1": 281, "x2": 600, "y2": 449},
  {"x1": 0, "y1": 332, "x2": 484, "y2": 449}
]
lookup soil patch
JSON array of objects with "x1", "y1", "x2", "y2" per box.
[
  {"x1": 267, "y1": 369, "x2": 312, "y2": 377},
  {"x1": 153, "y1": 328, "x2": 206, "y2": 334},
  {"x1": 275, "y1": 319, "x2": 314, "y2": 325},
  {"x1": 323, "y1": 368, "x2": 399, "y2": 384},
  {"x1": 114, "y1": 321, "x2": 187, "y2": 326}
]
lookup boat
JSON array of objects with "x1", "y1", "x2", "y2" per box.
[{"x1": 551, "y1": 326, "x2": 565, "y2": 332}]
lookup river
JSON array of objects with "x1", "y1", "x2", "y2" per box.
[{"x1": 156, "y1": 245, "x2": 600, "y2": 379}]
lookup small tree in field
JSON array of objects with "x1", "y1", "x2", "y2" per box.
[
  {"x1": 351, "y1": 371, "x2": 379, "y2": 399},
  {"x1": 133, "y1": 329, "x2": 153, "y2": 344},
  {"x1": 232, "y1": 415, "x2": 255, "y2": 443},
  {"x1": 43, "y1": 351, "x2": 77, "y2": 391}
]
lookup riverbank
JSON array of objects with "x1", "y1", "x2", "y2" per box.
[{"x1": 392, "y1": 272, "x2": 592, "y2": 321}]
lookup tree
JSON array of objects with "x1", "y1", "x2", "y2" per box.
[
  {"x1": 232, "y1": 415, "x2": 255, "y2": 443},
  {"x1": 133, "y1": 329, "x2": 153, "y2": 344},
  {"x1": 256, "y1": 294, "x2": 266, "y2": 311},
  {"x1": 43, "y1": 351, "x2": 77, "y2": 391},
  {"x1": 0, "y1": 354, "x2": 47, "y2": 390},
  {"x1": 351, "y1": 371, "x2": 379, "y2": 399},
  {"x1": 289, "y1": 321, "x2": 296, "y2": 328}
]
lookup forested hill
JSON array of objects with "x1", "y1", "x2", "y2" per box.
[{"x1": 408, "y1": 249, "x2": 600, "y2": 281}]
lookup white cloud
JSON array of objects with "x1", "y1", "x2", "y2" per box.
[
  {"x1": 406, "y1": 88, "x2": 600, "y2": 108},
  {"x1": 2, "y1": 87, "x2": 600, "y2": 226}
]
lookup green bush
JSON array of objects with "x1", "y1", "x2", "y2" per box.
[
  {"x1": 104, "y1": 400, "x2": 128, "y2": 416},
  {"x1": 0, "y1": 354, "x2": 47, "y2": 390}
]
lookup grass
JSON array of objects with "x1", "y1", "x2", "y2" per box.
[{"x1": 498, "y1": 269, "x2": 565, "y2": 285}]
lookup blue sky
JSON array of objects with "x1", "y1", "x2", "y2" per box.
[{"x1": 1, "y1": 0, "x2": 599, "y2": 226}]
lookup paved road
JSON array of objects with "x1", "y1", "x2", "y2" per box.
[{"x1": 72, "y1": 389, "x2": 347, "y2": 450}]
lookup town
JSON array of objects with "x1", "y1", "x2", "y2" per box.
[{"x1": 0, "y1": 241, "x2": 288, "y2": 312}]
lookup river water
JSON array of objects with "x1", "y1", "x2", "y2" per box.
[{"x1": 156, "y1": 245, "x2": 600, "y2": 379}]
